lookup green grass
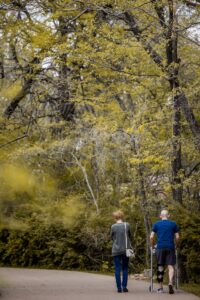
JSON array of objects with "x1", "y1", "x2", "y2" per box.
[{"x1": 181, "y1": 283, "x2": 200, "y2": 297}]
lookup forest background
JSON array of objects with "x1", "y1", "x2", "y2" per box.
[{"x1": 0, "y1": 0, "x2": 200, "y2": 292}]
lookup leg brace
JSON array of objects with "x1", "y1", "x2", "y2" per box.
[{"x1": 157, "y1": 265, "x2": 164, "y2": 283}]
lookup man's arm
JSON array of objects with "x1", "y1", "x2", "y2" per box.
[
  {"x1": 175, "y1": 232, "x2": 180, "y2": 248},
  {"x1": 150, "y1": 231, "x2": 156, "y2": 247}
]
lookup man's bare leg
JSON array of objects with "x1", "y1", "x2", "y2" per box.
[
  {"x1": 159, "y1": 282, "x2": 163, "y2": 289},
  {"x1": 168, "y1": 265, "x2": 174, "y2": 285},
  {"x1": 168, "y1": 265, "x2": 175, "y2": 294}
]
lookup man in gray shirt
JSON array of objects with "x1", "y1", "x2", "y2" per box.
[{"x1": 110, "y1": 210, "x2": 132, "y2": 293}]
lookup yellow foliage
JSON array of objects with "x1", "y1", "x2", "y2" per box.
[
  {"x1": 0, "y1": 164, "x2": 35, "y2": 194},
  {"x1": 129, "y1": 157, "x2": 141, "y2": 165},
  {"x1": 45, "y1": 195, "x2": 86, "y2": 228},
  {"x1": 0, "y1": 80, "x2": 23, "y2": 100},
  {"x1": 137, "y1": 124, "x2": 145, "y2": 133},
  {"x1": 0, "y1": 216, "x2": 28, "y2": 231},
  {"x1": 143, "y1": 155, "x2": 164, "y2": 164},
  {"x1": 31, "y1": 27, "x2": 55, "y2": 49},
  {"x1": 0, "y1": 164, "x2": 56, "y2": 198},
  {"x1": 126, "y1": 127, "x2": 134, "y2": 134}
]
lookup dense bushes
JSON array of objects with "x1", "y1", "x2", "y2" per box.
[
  {"x1": 176, "y1": 211, "x2": 200, "y2": 283},
  {"x1": 0, "y1": 214, "x2": 111, "y2": 271},
  {"x1": 1, "y1": 204, "x2": 200, "y2": 284},
  {"x1": 0, "y1": 204, "x2": 146, "y2": 273}
]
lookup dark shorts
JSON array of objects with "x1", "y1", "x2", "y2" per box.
[{"x1": 156, "y1": 248, "x2": 176, "y2": 266}]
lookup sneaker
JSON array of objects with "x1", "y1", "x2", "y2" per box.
[
  {"x1": 123, "y1": 288, "x2": 128, "y2": 292},
  {"x1": 157, "y1": 288, "x2": 164, "y2": 293},
  {"x1": 117, "y1": 289, "x2": 122, "y2": 293},
  {"x1": 169, "y1": 284, "x2": 174, "y2": 294}
]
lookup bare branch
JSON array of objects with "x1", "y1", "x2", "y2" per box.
[
  {"x1": 71, "y1": 153, "x2": 99, "y2": 214},
  {"x1": 184, "y1": 0, "x2": 200, "y2": 8},
  {"x1": 0, "y1": 134, "x2": 28, "y2": 149}
]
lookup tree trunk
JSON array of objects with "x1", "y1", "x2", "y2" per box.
[
  {"x1": 3, "y1": 57, "x2": 40, "y2": 118},
  {"x1": 58, "y1": 16, "x2": 75, "y2": 121},
  {"x1": 171, "y1": 95, "x2": 182, "y2": 203},
  {"x1": 4, "y1": 79, "x2": 32, "y2": 118},
  {"x1": 138, "y1": 165, "x2": 152, "y2": 266},
  {"x1": 131, "y1": 137, "x2": 151, "y2": 266},
  {"x1": 167, "y1": 1, "x2": 183, "y2": 203}
]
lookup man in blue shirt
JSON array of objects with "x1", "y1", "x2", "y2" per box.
[{"x1": 150, "y1": 210, "x2": 180, "y2": 294}]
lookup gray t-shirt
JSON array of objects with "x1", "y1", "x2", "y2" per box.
[{"x1": 110, "y1": 222, "x2": 131, "y2": 256}]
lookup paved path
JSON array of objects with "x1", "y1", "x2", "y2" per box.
[{"x1": 0, "y1": 268, "x2": 199, "y2": 300}]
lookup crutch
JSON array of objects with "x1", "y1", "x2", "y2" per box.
[
  {"x1": 150, "y1": 246, "x2": 154, "y2": 292},
  {"x1": 175, "y1": 249, "x2": 179, "y2": 290},
  {"x1": 149, "y1": 246, "x2": 156, "y2": 292}
]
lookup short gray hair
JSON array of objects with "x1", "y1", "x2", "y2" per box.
[{"x1": 160, "y1": 209, "x2": 169, "y2": 217}]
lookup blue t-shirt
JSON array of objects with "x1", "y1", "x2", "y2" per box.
[{"x1": 152, "y1": 220, "x2": 179, "y2": 249}]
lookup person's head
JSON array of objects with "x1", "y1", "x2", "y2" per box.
[
  {"x1": 112, "y1": 210, "x2": 124, "y2": 221},
  {"x1": 160, "y1": 209, "x2": 169, "y2": 220}
]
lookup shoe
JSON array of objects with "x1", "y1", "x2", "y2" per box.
[
  {"x1": 117, "y1": 289, "x2": 122, "y2": 293},
  {"x1": 123, "y1": 288, "x2": 128, "y2": 292},
  {"x1": 157, "y1": 288, "x2": 164, "y2": 293},
  {"x1": 169, "y1": 284, "x2": 174, "y2": 294}
]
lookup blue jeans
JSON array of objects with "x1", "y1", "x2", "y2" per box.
[{"x1": 113, "y1": 254, "x2": 129, "y2": 290}]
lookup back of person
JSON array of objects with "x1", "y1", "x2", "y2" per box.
[
  {"x1": 110, "y1": 210, "x2": 132, "y2": 293},
  {"x1": 152, "y1": 219, "x2": 179, "y2": 249},
  {"x1": 111, "y1": 223, "x2": 131, "y2": 256},
  {"x1": 150, "y1": 209, "x2": 180, "y2": 295}
]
